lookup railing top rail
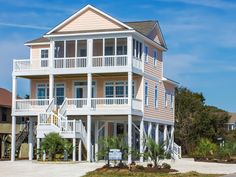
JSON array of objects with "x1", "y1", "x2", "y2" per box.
[
  {"x1": 53, "y1": 57, "x2": 87, "y2": 60},
  {"x1": 13, "y1": 59, "x2": 30, "y2": 62},
  {"x1": 91, "y1": 97, "x2": 128, "y2": 100},
  {"x1": 16, "y1": 99, "x2": 50, "y2": 101},
  {"x1": 67, "y1": 98, "x2": 87, "y2": 101},
  {"x1": 92, "y1": 55, "x2": 127, "y2": 58}
]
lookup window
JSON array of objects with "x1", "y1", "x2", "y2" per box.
[
  {"x1": 145, "y1": 46, "x2": 148, "y2": 63},
  {"x1": 37, "y1": 83, "x2": 49, "y2": 99},
  {"x1": 154, "y1": 85, "x2": 158, "y2": 108},
  {"x1": 1, "y1": 108, "x2": 7, "y2": 121},
  {"x1": 117, "y1": 38, "x2": 127, "y2": 55},
  {"x1": 132, "y1": 39, "x2": 142, "y2": 60},
  {"x1": 54, "y1": 41, "x2": 64, "y2": 58},
  {"x1": 55, "y1": 83, "x2": 65, "y2": 105},
  {"x1": 164, "y1": 92, "x2": 168, "y2": 108},
  {"x1": 105, "y1": 81, "x2": 135, "y2": 98},
  {"x1": 105, "y1": 38, "x2": 115, "y2": 56},
  {"x1": 153, "y1": 50, "x2": 157, "y2": 66},
  {"x1": 170, "y1": 94, "x2": 174, "y2": 109},
  {"x1": 93, "y1": 39, "x2": 103, "y2": 56},
  {"x1": 40, "y1": 49, "x2": 49, "y2": 67},
  {"x1": 77, "y1": 40, "x2": 87, "y2": 57},
  {"x1": 144, "y1": 82, "x2": 148, "y2": 106},
  {"x1": 66, "y1": 40, "x2": 75, "y2": 57}
]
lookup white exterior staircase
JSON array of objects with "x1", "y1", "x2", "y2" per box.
[{"x1": 37, "y1": 98, "x2": 87, "y2": 150}]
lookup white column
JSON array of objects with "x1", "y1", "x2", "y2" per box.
[
  {"x1": 72, "y1": 138, "x2": 76, "y2": 161},
  {"x1": 139, "y1": 118, "x2": 144, "y2": 163},
  {"x1": 170, "y1": 125, "x2": 174, "y2": 150},
  {"x1": 87, "y1": 73, "x2": 92, "y2": 109},
  {"x1": 11, "y1": 116, "x2": 16, "y2": 161},
  {"x1": 1, "y1": 139, "x2": 5, "y2": 158},
  {"x1": 104, "y1": 121, "x2": 108, "y2": 137},
  {"x1": 87, "y1": 39, "x2": 93, "y2": 68},
  {"x1": 127, "y1": 36, "x2": 132, "y2": 67},
  {"x1": 155, "y1": 124, "x2": 159, "y2": 144},
  {"x1": 36, "y1": 138, "x2": 40, "y2": 160},
  {"x1": 163, "y1": 125, "x2": 168, "y2": 150},
  {"x1": 49, "y1": 74, "x2": 54, "y2": 101},
  {"x1": 128, "y1": 72, "x2": 132, "y2": 107},
  {"x1": 148, "y1": 122, "x2": 152, "y2": 138},
  {"x1": 128, "y1": 114, "x2": 132, "y2": 164},
  {"x1": 78, "y1": 139, "x2": 82, "y2": 162},
  {"x1": 28, "y1": 118, "x2": 33, "y2": 160},
  {"x1": 12, "y1": 75, "x2": 17, "y2": 113},
  {"x1": 87, "y1": 115, "x2": 91, "y2": 162},
  {"x1": 95, "y1": 120, "x2": 99, "y2": 162}
]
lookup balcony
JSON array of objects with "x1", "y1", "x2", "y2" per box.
[
  {"x1": 14, "y1": 99, "x2": 50, "y2": 116},
  {"x1": 66, "y1": 97, "x2": 142, "y2": 115}
]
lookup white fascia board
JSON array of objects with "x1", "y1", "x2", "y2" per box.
[
  {"x1": 134, "y1": 31, "x2": 167, "y2": 51},
  {"x1": 46, "y1": 4, "x2": 132, "y2": 35},
  {"x1": 24, "y1": 42, "x2": 50, "y2": 46},
  {"x1": 162, "y1": 77, "x2": 179, "y2": 86},
  {"x1": 44, "y1": 30, "x2": 135, "y2": 38}
]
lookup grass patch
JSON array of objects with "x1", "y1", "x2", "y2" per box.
[{"x1": 83, "y1": 170, "x2": 221, "y2": 177}]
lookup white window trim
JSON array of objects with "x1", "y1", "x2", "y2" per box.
[
  {"x1": 170, "y1": 93, "x2": 174, "y2": 110},
  {"x1": 72, "y1": 80, "x2": 97, "y2": 98},
  {"x1": 104, "y1": 80, "x2": 136, "y2": 98},
  {"x1": 154, "y1": 84, "x2": 158, "y2": 109},
  {"x1": 164, "y1": 91, "x2": 168, "y2": 108},
  {"x1": 153, "y1": 49, "x2": 157, "y2": 67},
  {"x1": 145, "y1": 46, "x2": 149, "y2": 63},
  {"x1": 144, "y1": 81, "x2": 149, "y2": 106},
  {"x1": 36, "y1": 83, "x2": 49, "y2": 99}
]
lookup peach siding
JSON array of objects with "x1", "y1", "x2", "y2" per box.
[
  {"x1": 144, "y1": 78, "x2": 175, "y2": 123},
  {"x1": 57, "y1": 9, "x2": 123, "y2": 32},
  {"x1": 144, "y1": 42, "x2": 163, "y2": 80},
  {"x1": 30, "y1": 76, "x2": 142, "y2": 99},
  {"x1": 31, "y1": 45, "x2": 50, "y2": 69}
]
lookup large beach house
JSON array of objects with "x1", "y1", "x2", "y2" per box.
[{"x1": 11, "y1": 5, "x2": 180, "y2": 163}]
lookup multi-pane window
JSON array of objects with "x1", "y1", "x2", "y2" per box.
[
  {"x1": 170, "y1": 94, "x2": 174, "y2": 109},
  {"x1": 164, "y1": 92, "x2": 168, "y2": 108},
  {"x1": 37, "y1": 83, "x2": 49, "y2": 99},
  {"x1": 40, "y1": 49, "x2": 49, "y2": 67},
  {"x1": 55, "y1": 83, "x2": 65, "y2": 105},
  {"x1": 145, "y1": 46, "x2": 148, "y2": 63},
  {"x1": 154, "y1": 85, "x2": 158, "y2": 108},
  {"x1": 105, "y1": 81, "x2": 135, "y2": 98},
  {"x1": 144, "y1": 82, "x2": 148, "y2": 106},
  {"x1": 133, "y1": 39, "x2": 142, "y2": 60},
  {"x1": 153, "y1": 49, "x2": 157, "y2": 66}
]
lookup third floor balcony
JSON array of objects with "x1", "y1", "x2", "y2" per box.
[{"x1": 13, "y1": 37, "x2": 143, "y2": 75}]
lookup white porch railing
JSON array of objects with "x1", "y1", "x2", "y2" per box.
[
  {"x1": 173, "y1": 142, "x2": 182, "y2": 159},
  {"x1": 53, "y1": 57, "x2": 87, "y2": 68},
  {"x1": 67, "y1": 98, "x2": 87, "y2": 109},
  {"x1": 38, "y1": 112, "x2": 60, "y2": 128},
  {"x1": 59, "y1": 98, "x2": 68, "y2": 116},
  {"x1": 132, "y1": 57, "x2": 143, "y2": 70},
  {"x1": 132, "y1": 99, "x2": 142, "y2": 111},
  {"x1": 91, "y1": 97, "x2": 128, "y2": 109},
  {"x1": 13, "y1": 59, "x2": 49, "y2": 72},
  {"x1": 92, "y1": 55, "x2": 127, "y2": 67},
  {"x1": 15, "y1": 99, "x2": 50, "y2": 112}
]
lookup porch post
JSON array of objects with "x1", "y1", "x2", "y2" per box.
[
  {"x1": 155, "y1": 123, "x2": 159, "y2": 144},
  {"x1": 72, "y1": 138, "x2": 76, "y2": 161},
  {"x1": 170, "y1": 125, "x2": 174, "y2": 151},
  {"x1": 148, "y1": 122, "x2": 152, "y2": 138},
  {"x1": 95, "y1": 120, "x2": 99, "y2": 162},
  {"x1": 49, "y1": 74, "x2": 54, "y2": 101},
  {"x1": 11, "y1": 116, "x2": 16, "y2": 161},
  {"x1": 87, "y1": 73, "x2": 92, "y2": 108},
  {"x1": 128, "y1": 72, "x2": 132, "y2": 107},
  {"x1": 87, "y1": 115, "x2": 91, "y2": 162},
  {"x1": 78, "y1": 139, "x2": 82, "y2": 162},
  {"x1": 36, "y1": 138, "x2": 40, "y2": 160},
  {"x1": 28, "y1": 118, "x2": 33, "y2": 160},
  {"x1": 163, "y1": 125, "x2": 168, "y2": 150},
  {"x1": 1, "y1": 138, "x2": 5, "y2": 158},
  {"x1": 139, "y1": 118, "x2": 144, "y2": 162},
  {"x1": 128, "y1": 114, "x2": 132, "y2": 164}
]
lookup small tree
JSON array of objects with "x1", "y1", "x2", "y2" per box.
[
  {"x1": 40, "y1": 133, "x2": 68, "y2": 161},
  {"x1": 144, "y1": 137, "x2": 167, "y2": 167}
]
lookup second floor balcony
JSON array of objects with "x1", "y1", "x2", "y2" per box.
[{"x1": 13, "y1": 37, "x2": 143, "y2": 75}]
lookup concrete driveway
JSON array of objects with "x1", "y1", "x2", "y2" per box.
[{"x1": 0, "y1": 161, "x2": 103, "y2": 177}]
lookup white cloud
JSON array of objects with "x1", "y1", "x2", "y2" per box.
[{"x1": 0, "y1": 22, "x2": 51, "y2": 30}]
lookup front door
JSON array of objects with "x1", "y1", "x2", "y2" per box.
[
  {"x1": 55, "y1": 84, "x2": 65, "y2": 105},
  {"x1": 75, "y1": 86, "x2": 87, "y2": 98}
]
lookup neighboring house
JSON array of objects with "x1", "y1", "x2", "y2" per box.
[
  {"x1": 225, "y1": 113, "x2": 236, "y2": 131},
  {"x1": 11, "y1": 5, "x2": 180, "y2": 162},
  {"x1": 0, "y1": 88, "x2": 26, "y2": 159}
]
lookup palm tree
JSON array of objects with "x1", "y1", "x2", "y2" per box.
[{"x1": 144, "y1": 137, "x2": 167, "y2": 167}]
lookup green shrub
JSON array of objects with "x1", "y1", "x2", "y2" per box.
[
  {"x1": 162, "y1": 162, "x2": 171, "y2": 169},
  {"x1": 135, "y1": 165, "x2": 145, "y2": 170},
  {"x1": 193, "y1": 138, "x2": 217, "y2": 160}
]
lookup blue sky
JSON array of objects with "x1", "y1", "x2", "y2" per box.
[{"x1": 0, "y1": 0, "x2": 235, "y2": 112}]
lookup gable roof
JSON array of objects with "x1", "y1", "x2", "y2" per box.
[
  {"x1": 124, "y1": 20, "x2": 156, "y2": 36},
  {"x1": 46, "y1": 4, "x2": 132, "y2": 35},
  {"x1": 0, "y1": 88, "x2": 12, "y2": 108},
  {"x1": 229, "y1": 113, "x2": 236, "y2": 123}
]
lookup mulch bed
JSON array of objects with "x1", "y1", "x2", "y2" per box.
[{"x1": 96, "y1": 166, "x2": 178, "y2": 173}]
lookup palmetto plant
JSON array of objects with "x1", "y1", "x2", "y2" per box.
[{"x1": 144, "y1": 137, "x2": 167, "y2": 167}]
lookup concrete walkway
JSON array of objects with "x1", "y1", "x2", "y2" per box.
[{"x1": 0, "y1": 161, "x2": 103, "y2": 177}]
